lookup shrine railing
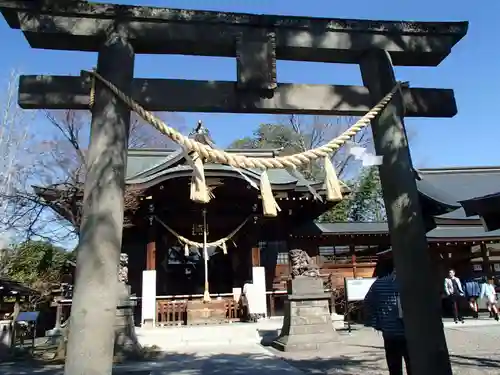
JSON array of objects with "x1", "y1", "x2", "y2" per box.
[
  {"x1": 320, "y1": 255, "x2": 378, "y2": 265},
  {"x1": 155, "y1": 294, "x2": 241, "y2": 326}
]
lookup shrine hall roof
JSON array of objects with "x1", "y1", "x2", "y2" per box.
[
  {"x1": 294, "y1": 165, "x2": 500, "y2": 241},
  {"x1": 296, "y1": 222, "x2": 500, "y2": 241},
  {"x1": 417, "y1": 166, "x2": 500, "y2": 221},
  {"x1": 460, "y1": 191, "x2": 500, "y2": 232},
  {"x1": 124, "y1": 148, "x2": 334, "y2": 192},
  {"x1": 418, "y1": 166, "x2": 500, "y2": 202},
  {"x1": 0, "y1": 277, "x2": 39, "y2": 296}
]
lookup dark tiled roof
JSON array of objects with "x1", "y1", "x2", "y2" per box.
[
  {"x1": 415, "y1": 178, "x2": 460, "y2": 209},
  {"x1": 459, "y1": 192, "x2": 500, "y2": 232},
  {"x1": 127, "y1": 149, "x2": 184, "y2": 180},
  {"x1": 124, "y1": 148, "x2": 343, "y2": 193},
  {"x1": 0, "y1": 277, "x2": 39, "y2": 296},
  {"x1": 460, "y1": 192, "x2": 500, "y2": 216},
  {"x1": 316, "y1": 222, "x2": 389, "y2": 234},
  {"x1": 418, "y1": 166, "x2": 500, "y2": 203},
  {"x1": 417, "y1": 166, "x2": 500, "y2": 220},
  {"x1": 435, "y1": 208, "x2": 479, "y2": 221},
  {"x1": 426, "y1": 226, "x2": 500, "y2": 241},
  {"x1": 126, "y1": 148, "x2": 282, "y2": 180},
  {"x1": 295, "y1": 222, "x2": 500, "y2": 241}
]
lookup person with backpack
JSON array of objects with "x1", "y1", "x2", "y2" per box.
[{"x1": 364, "y1": 260, "x2": 411, "y2": 375}]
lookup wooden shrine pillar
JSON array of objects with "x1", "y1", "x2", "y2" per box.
[
  {"x1": 349, "y1": 245, "x2": 357, "y2": 278},
  {"x1": 64, "y1": 26, "x2": 135, "y2": 375},
  {"x1": 146, "y1": 202, "x2": 156, "y2": 270},
  {"x1": 251, "y1": 247, "x2": 261, "y2": 267},
  {"x1": 480, "y1": 243, "x2": 492, "y2": 278},
  {"x1": 360, "y1": 50, "x2": 452, "y2": 375},
  {"x1": 146, "y1": 238, "x2": 156, "y2": 269},
  {"x1": 142, "y1": 201, "x2": 157, "y2": 328}
]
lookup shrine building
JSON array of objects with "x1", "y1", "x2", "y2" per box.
[{"x1": 37, "y1": 138, "x2": 500, "y2": 325}]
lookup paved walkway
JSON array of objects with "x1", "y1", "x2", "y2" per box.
[
  {"x1": 0, "y1": 345, "x2": 303, "y2": 375},
  {"x1": 272, "y1": 321, "x2": 500, "y2": 375},
  {"x1": 2, "y1": 318, "x2": 500, "y2": 375}
]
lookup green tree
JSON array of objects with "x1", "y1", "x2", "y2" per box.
[
  {"x1": 3, "y1": 240, "x2": 73, "y2": 295},
  {"x1": 317, "y1": 181, "x2": 354, "y2": 222},
  {"x1": 228, "y1": 115, "x2": 369, "y2": 180},
  {"x1": 348, "y1": 167, "x2": 386, "y2": 222},
  {"x1": 229, "y1": 115, "x2": 383, "y2": 221}
]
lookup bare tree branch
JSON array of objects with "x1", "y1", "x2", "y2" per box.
[
  {"x1": 0, "y1": 96, "x2": 185, "y2": 244},
  {"x1": 273, "y1": 114, "x2": 369, "y2": 180}
]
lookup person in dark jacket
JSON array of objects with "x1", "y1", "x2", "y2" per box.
[
  {"x1": 463, "y1": 277, "x2": 480, "y2": 318},
  {"x1": 364, "y1": 263, "x2": 411, "y2": 375}
]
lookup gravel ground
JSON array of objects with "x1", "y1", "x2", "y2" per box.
[{"x1": 271, "y1": 322, "x2": 500, "y2": 374}]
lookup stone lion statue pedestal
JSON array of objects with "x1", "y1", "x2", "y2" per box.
[{"x1": 272, "y1": 250, "x2": 338, "y2": 352}]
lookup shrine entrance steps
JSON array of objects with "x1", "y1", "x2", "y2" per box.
[{"x1": 136, "y1": 318, "x2": 283, "y2": 351}]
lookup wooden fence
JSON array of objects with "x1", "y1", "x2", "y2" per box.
[{"x1": 155, "y1": 294, "x2": 242, "y2": 326}]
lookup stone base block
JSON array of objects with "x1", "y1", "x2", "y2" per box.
[
  {"x1": 114, "y1": 283, "x2": 142, "y2": 355},
  {"x1": 272, "y1": 334, "x2": 338, "y2": 352},
  {"x1": 272, "y1": 277, "x2": 337, "y2": 352},
  {"x1": 331, "y1": 312, "x2": 345, "y2": 330}
]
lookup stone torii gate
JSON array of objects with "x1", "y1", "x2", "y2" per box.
[{"x1": 0, "y1": 1, "x2": 467, "y2": 374}]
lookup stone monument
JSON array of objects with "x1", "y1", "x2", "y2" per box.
[
  {"x1": 272, "y1": 249, "x2": 337, "y2": 352},
  {"x1": 114, "y1": 253, "x2": 142, "y2": 358}
]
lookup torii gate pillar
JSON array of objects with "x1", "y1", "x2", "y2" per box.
[
  {"x1": 64, "y1": 26, "x2": 134, "y2": 375},
  {"x1": 360, "y1": 50, "x2": 452, "y2": 375}
]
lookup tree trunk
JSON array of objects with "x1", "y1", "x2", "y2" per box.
[{"x1": 56, "y1": 285, "x2": 141, "y2": 362}]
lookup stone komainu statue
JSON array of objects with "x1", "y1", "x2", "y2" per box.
[
  {"x1": 118, "y1": 253, "x2": 129, "y2": 284},
  {"x1": 289, "y1": 249, "x2": 320, "y2": 278}
]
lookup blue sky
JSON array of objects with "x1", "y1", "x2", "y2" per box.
[{"x1": 0, "y1": 0, "x2": 498, "y2": 168}]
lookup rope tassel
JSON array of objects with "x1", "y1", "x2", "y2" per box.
[
  {"x1": 184, "y1": 243, "x2": 190, "y2": 257},
  {"x1": 190, "y1": 152, "x2": 210, "y2": 204},
  {"x1": 324, "y1": 157, "x2": 343, "y2": 202},
  {"x1": 260, "y1": 169, "x2": 280, "y2": 217},
  {"x1": 220, "y1": 241, "x2": 227, "y2": 255}
]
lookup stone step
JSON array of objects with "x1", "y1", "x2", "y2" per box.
[{"x1": 136, "y1": 323, "x2": 263, "y2": 350}]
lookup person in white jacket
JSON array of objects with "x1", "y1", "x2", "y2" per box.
[
  {"x1": 480, "y1": 277, "x2": 499, "y2": 321},
  {"x1": 444, "y1": 269, "x2": 465, "y2": 323}
]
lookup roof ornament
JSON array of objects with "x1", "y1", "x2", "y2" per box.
[{"x1": 189, "y1": 120, "x2": 216, "y2": 148}]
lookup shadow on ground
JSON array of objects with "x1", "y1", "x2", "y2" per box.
[
  {"x1": 2, "y1": 330, "x2": 500, "y2": 375},
  {"x1": 350, "y1": 345, "x2": 500, "y2": 373},
  {"x1": 2, "y1": 347, "x2": 500, "y2": 375},
  {"x1": 0, "y1": 348, "x2": 384, "y2": 375},
  {"x1": 449, "y1": 354, "x2": 500, "y2": 370}
]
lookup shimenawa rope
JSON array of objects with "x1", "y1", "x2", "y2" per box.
[
  {"x1": 154, "y1": 215, "x2": 250, "y2": 256},
  {"x1": 86, "y1": 69, "x2": 405, "y2": 170},
  {"x1": 85, "y1": 69, "x2": 407, "y2": 215}
]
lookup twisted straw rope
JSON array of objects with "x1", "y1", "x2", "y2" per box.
[
  {"x1": 86, "y1": 69, "x2": 406, "y2": 170},
  {"x1": 155, "y1": 215, "x2": 250, "y2": 248}
]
